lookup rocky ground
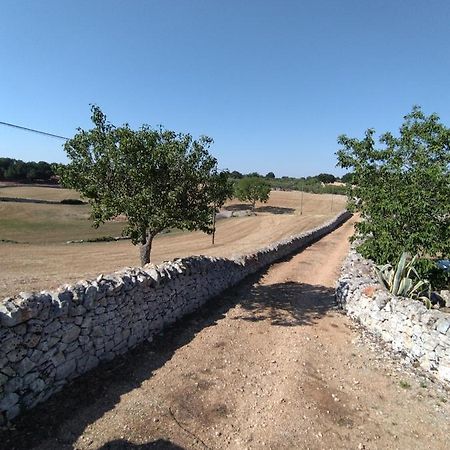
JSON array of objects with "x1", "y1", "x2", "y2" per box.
[{"x1": 1, "y1": 217, "x2": 449, "y2": 450}]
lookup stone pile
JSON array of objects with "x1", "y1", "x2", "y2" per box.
[
  {"x1": 0, "y1": 211, "x2": 351, "y2": 422},
  {"x1": 336, "y1": 249, "x2": 450, "y2": 384}
]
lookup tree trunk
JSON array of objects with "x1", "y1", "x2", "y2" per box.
[
  {"x1": 212, "y1": 205, "x2": 216, "y2": 245},
  {"x1": 139, "y1": 233, "x2": 154, "y2": 266}
]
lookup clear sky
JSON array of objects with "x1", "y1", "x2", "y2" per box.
[{"x1": 1, "y1": 0, "x2": 449, "y2": 177}]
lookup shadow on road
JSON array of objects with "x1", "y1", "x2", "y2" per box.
[
  {"x1": 234, "y1": 281, "x2": 336, "y2": 326},
  {"x1": 0, "y1": 258, "x2": 336, "y2": 450},
  {"x1": 98, "y1": 439, "x2": 185, "y2": 449}
]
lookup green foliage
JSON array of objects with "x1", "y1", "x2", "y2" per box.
[
  {"x1": 246, "y1": 171, "x2": 262, "y2": 178},
  {"x1": 337, "y1": 106, "x2": 450, "y2": 264},
  {"x1": 230, "y1": 170, "x2": 243, "y2": 179},
  {"x1": 375, "y1": 252, "x2": 431, "y2": 307},
  {"x1": 0, "y1": 158, "x2": 55, "y2": 182},
  {"x1": 415, "y1": 258, "x2": 450, "y2": 292},
  {"x1": 234, "y1": 177, "x2": 271, "y2": 208},
  {"x1": 341, "y1": 172, "x2": 354, "y2": 184},
  {"x1": 265, "y1": 171, "x2": 275, "y2": 179},
  {"x1": 316, "y1": 173, "x2": 336, "y2": 183},
  {"x1": 58, "y1": 105, "x2": 232, "y2": 264}
]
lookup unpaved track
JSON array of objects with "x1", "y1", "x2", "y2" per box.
[{"x1": 2, "y1": 217, "x2": 449, "y2": 450}]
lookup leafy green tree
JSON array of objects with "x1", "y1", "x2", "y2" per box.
[
  {"x1": 341, "y1": 172, "x2": 354, "y2": 184},
  {"x1": 265, "y1": 171, "x2": 275, "y2": 179},
  {"x1": 246, "y1": 172, "x2": 262, "y2": 178},
  {"x1": 230, "y1": 170, "x2": 243, "y2": 179},
  {"x1": 235, "y1": 177, "x2": 271, "y2": 208},
  {"x1": 58, "y1": 105, "x2": 232, "y2": 265},
  {"x1": 337, "y1": 106, "x2": 450, "y2": 265},
  {"x1": 316, "y1": 173, "x2": 336, "y2": 183}
]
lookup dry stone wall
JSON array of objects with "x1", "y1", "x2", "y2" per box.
[
  {"x1": 0, "y1": 211, "x2": 351, "y2": 422},
  {"x1": 336, "y1": 249, "x2": 450, "y2": 384}
]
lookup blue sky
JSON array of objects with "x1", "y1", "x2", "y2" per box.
[{"x1": 1, "y1": 0, "x2": 449, "y2": 177}]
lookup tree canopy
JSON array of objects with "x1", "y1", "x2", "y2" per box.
[
  {"x1": 337, "y1": 106, "x2": 450, "y2": 265},
  {"x1": 58, "y1": 105, "x2": 233, "y2": 265},
  {"x1": 316, "y1": 173, "x2": 336, "y2": 184},
  {"x1": 0, "y1": 158, "x2": 55, "y2": 182},
  {"x1": 234, "y1": 177, "x2": 271, "y2": 208}
]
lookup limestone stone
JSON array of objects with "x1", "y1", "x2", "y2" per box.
[
  {"x1": 436, "y1": 317, "x2": 450, "y2": 335},
  {"x1": 337, "y1": 246, "x2": 450, "y2": 386},
  {"x1": 61, "y1": 324, "x2": 81, "y2": 344},
  {"x1": 0, "y1": 392, "x2": 19, "y2": 410},
  {"x1": 55, "y1": 359, "x2": 76, "y2": 381}
]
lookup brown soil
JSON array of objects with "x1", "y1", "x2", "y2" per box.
[{"x1": 1, "y1": 216, "x2": 448, "y2": 450}]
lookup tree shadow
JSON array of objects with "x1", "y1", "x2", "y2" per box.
[
  {"x1": 224, "y1": 204, "x2": 295, "y2": 215},
  {"x1": 0, "y1": 253, "x2": 336, "y2": 449},
  {"x1": 254, "y1": 205, "x2": 295, "y2": 215},
  {"x1": 0, "y1": 276, "x2": 246, "y2": 449},
  {"x1": 224, "y1": 203, "x2": 251, "y2": 212},
  {"x1": 98, "y1": 439, "x2": 185, "y2": 449},
  {"x1": 233, "y1": 282, "x2": 335, "y2": 326}
]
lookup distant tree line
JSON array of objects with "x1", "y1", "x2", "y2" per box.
[
  {"x1": 229, "y1": 171, "x2": 352, "y2": 195},
  {"x1": 0, "y1": 157, "x2": 57, "y2": 183},
  {"x1": 0, "y1": 156, "x2": 353, "y2": 197}
]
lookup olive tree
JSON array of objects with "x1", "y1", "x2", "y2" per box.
[
  {"x1": 235, "y1": 177, "x2": 271, "y2": 208},
  {"x1": 58, "y1": 106, "x2": 232, "y2": 265},
  {"x1": 337, "y1": 106, "x2": 450, "y2": 265}
]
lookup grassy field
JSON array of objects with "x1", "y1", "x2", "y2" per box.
[
  {"x1": 0, "y1": 188, "x2": 347, "y2": 298},
  {"x1": 0, "y1": 202, "x2": 125, "y2": 244},
  {"x1": 0, "y1": 185, "x2": 81, "y2": 201}
]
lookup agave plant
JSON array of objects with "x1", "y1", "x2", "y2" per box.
[{"x1": 375, "y1": 252, "x2": 432, "y2": 308}]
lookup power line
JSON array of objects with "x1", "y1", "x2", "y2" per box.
[{"x1": 0, "y1": 120, "x2": 69, "y2": 141}]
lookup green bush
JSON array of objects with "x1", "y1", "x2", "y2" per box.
[{"x1": 337, "y1": 106, "x2": 450, "y2": 265}]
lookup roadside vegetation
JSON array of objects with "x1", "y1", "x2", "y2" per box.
[{"x1": 337, "y1": 106, "x2": 450, "y2": 307}]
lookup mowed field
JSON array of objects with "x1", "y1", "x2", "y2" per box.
[{"x1": 0, "y1": 186, "x2": 346, "y2": 298}]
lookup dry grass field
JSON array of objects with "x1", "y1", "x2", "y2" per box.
[
  {"x1": 0, "y1": 185, "x2": 81, "y2": 201},
  {"x1": 0, "y1": 188, "x2": 346, "y2": 298}
]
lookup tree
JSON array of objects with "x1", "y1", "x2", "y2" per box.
[
  {"x1": 230, "y1": 170, "x2": 243, "y2": 179},
  {"x1": 58, "y1": 105, "x2": 232, "y2": 265},
  {"x1": 337, "y1": 106, "x2": 450, "y2": 265},
  {"x1": 316, "y1": 173, "x2": 336, "y2": 184},
  {"x1": 235, "y1": 177, "x2": 271, "y2": 208},
  {"x1": 246, "y1": 172, "x2": 261, "y2": 178},
  {"x1": 265, "y1": 171, "x2": 275, "y2": 178},
  {"x1": 341, "y1": 172, "x2": 354, "y2": 184}
]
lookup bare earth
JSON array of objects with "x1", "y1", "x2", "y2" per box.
[
  {"x1": 0, "y1": 191, "x2": 345, "y2": 298},
  {"x1": 2, "y1": 216, "x2": 449, "y2": 450}
]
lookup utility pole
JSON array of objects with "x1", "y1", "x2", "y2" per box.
[{"x1": 300, "y1": 190, "x2": 304, "y2": 215}]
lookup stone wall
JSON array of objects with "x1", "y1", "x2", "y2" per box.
[
  {"x1": 336, "y1": 249, "x2": 450, "y2": 384},
  {"x1": 0, "y1": 211, "x2": 351, "y2": 422}
]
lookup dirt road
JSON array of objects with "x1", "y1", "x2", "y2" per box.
[{"x1": 2, "y1": 217, "x2": 449, "y2": 450}]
